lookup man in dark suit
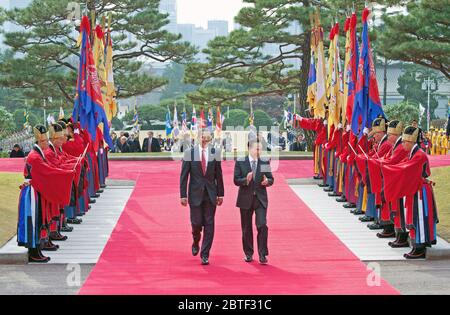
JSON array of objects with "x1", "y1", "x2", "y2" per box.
[
  {"x1": 234, "y1": 140, "x2": 274, "y2": 264},
  {"x1": 142, "y1": 131, "x2": 161, "y2": 152},
  {"x1": 180, "y1": 129, "x2": 224, "y2": 265}
]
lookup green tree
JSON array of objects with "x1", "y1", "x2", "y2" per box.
[
  {"x1": 160, "y1": 62, "x2": 197, "y2": 100},
  {"x1": 223, "y1": 109, "x2": 249, "y2": 129},
  {"x1": 396, "y1": 64, "x2": 442, "y2": 119},
  {"x1": 111, "y1": 116, "x2": 123, "y2": 130},
  {"x1": 13, "y1": 109, "x2": 38, "y2": 131},
  {"x1": 244, "y1": 109, "x2": 274, "y2": 129},
  {"x1": 184, "y1": 0, "x2": 402, "y2": 108},
  {"x1": 384, "y1": 101, "x2": 420, "y2": 127},
  {"x1": 0, "y1": 106, "x2": 15, "y2": 137},
  {"x1": 123, "y1": 104, "x2": 167, "y2": 130},
  {"x1": 378, "y1": 0, "x2": 450, "y2": 79},
  {"x1": 0, "y1": 0, "x2": 196, "y2": 107}
]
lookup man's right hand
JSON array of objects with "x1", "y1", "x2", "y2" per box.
[
  {"x1": 180, "y1": 198, "x2": 188, "y2": 207},
  {"x1": 246, "y1": 172, "x2": 253, "y2": 185}
]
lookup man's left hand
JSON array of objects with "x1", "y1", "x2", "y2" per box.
[
  {"x1": 261, "y1": 175, "x2": 269, "y2": 186},
  {"x1": 216, "y1": 197, "x2": 224, "y2": 206}
]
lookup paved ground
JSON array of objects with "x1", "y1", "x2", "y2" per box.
[
  {"x1": 0, "y1": 260, "x2": 450, "y2": 295},
  {"x1": 0, "y1": 264, "x2": 93, "y2": 295},
  {"x1": 367, "y1": 260, "x2": 450, "y2": 295}
]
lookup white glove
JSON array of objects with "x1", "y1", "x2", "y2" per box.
[
  {"x1": 338, "y1": 123, "x2": 343, "y2": 130},
  {"x1": 346, "y1": 124, "x2": 351, "y2": 132},
  {"x1": 74, "y1": 129, "x2": 80, "y2": 134},
  {"x1": 323, "y1": 120, "x2": 328, "y2": 126},
  {"x1": 363, "y1": 127, "x2": 369, "y2": 135}
]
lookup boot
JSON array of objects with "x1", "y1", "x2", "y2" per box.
[
  {"x1": 328, "y1": 192, "x2": 340, "y2": 197},
  {"x1": 343, "y1": 203, "x2": 356, "y2": 208},
  {"x1": 97, "y1": 189, "x2": 104, "y2": 194},
  {"x1": 359, "y1": 216, "x2": 374, "y2": 222},
  {"x1": 67, "y1": 218, "x2": 82, "y2": 224},
  {"x1": 352, "y1": 209, "x2": 364, "y2": 215},
  {"x1": 89, "y1": 198, "x2": 96, "y2": 204},
  {"x1": 389, "y1": 232, "x2": 410, "y2": 248},
  {"x1": 318, "y1": 183, "x2": 328, "y2": 188},
  {"x1": 404, "y1": 246, "x2": 426, "y2": 259},
  {"x1": 336, "y1": 196, "x2": 347, "y2": 202},
  {"x1": 61, "y1": 222, "x2": 73, "y2": 233},
  {"x1": 28, "y1": 248, "x2": 50, "y2": 263},
  {"x1": 50, "y1": 232, "x2": 68, "y2": 241},
  {"x1": 42, "y1": 240, "x2": 58, "y2": 251},
  {"x1": 377, "y1": 224, "x2": 395, "y2": 238},
  {"x1": 367, "y1": 222, "x2": 383, "y2": 230},
  {"x1": 323, "y1": 187, "x2": 334, "y2": 192},
  {"x1": 313, "y1": 175, "x2": 322, "y2": 180}
]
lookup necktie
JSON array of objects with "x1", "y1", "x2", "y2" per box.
[
  {"x1": 202, "y1": 149, "x2": 207, "y2": 175},
  {"x1": 251, "y1": 160, "x2": 257, "y2": 180},
  {"x1": 148, "y1": 138, "x2": 152, "y2": 152}
]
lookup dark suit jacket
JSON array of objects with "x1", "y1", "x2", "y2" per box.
[
  {"x1": 234, "y1": 156, "x2": 274, "y2": 209},
  {"x1": 142, "y1": 137, "x2": 161, "y2": 152},
  {"x1": 180, "y1": 145, "x2": 224, "y2": 207}
]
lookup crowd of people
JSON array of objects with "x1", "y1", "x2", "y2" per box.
[
  {"x1": 17, "y1": 119, "x2": 109, "y2": 263},
  {"x1": 426, "y1": 127, "x2": 449, "y2": 155},
  {"x1": 108, "y1": 128, "x2": 309, "y2": 155},
  {"x1": 295, "y1": 113, "x2": 443, "y2": 259}
]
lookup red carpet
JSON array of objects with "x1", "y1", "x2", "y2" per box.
[
  {"x1": 79, "y1": 160, "x2": 399, "y2": 295},
  {"x1": 2, "y1": 156, "x2": 449, "y2": 294}
]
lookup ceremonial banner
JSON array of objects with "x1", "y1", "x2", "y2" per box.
[
  {"x1": 72, "y1": 16, "x2": 113, "y2": 147},
  {"x1": 351, "y1": 8, "x2": 385, "y2": 137}
]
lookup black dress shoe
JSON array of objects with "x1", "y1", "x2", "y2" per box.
[
  {"x1": 336, "y1": 196, "x2": 347, "y2": 202},
  {"x1": 100, "y1": 184, "x2": 107, "y2": 189},
  {"x1": 97, "y1": 189, "x2": 104, "y2": 194},
  {"x1": 323, "y1": 187, "x2": 334, "y2": 192},
  {"x1": 318, "y1": 183, "x2": 328, "y2": 188},
  {"x1": 343, "y1": 203, "x2": 357, "y2": 208},
  {"x1": 352, "y1": 209, "x2": 364, "y2": 215},
  {"x1": 201, "y1": 257, "x2": 209, "y2": 265},
  {"x1": 313, "y1": 175, "x2": 323, "y2": 180},
  {"x1": 259, "y1": 256, "x2": 268, "y2": 265},
  {"x1": 89, "y1": 198, "x2": 96, "y2": 204},
  {"x1": 328, "y1": 192, "x2": 340, "y2": 197},
  {"x1": 92, "y1": 193, "x2": 101, "y2": 198},
  {"x1": 244, "y1": 255, "x2": 253, "y2": 263},
  {"x1": 192, "y1": 243, "x2": 200, "y2": 256}
]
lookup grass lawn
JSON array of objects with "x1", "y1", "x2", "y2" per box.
[
  {"x1": 430, "y1": 166, "x2": 450, "y2": 242},
  {"x1": 0, "y1": 173, "x2": 22, "y2": 247}
]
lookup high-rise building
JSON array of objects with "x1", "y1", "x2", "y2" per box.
[
  {"x1": 159, "y1": 0, "x2": 178, "y2": 34},
  {"x1": 207, "y1": 20, "x2": 228, "y2": 37},
  {"x1": 0, "y1": 0, "x2": 32, "y2": 50},
  {"x1": 177, "y1": 24, "x2": 195, "y2": 43}
]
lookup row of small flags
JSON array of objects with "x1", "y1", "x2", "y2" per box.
[{"x1": 131, "y1": 103, "x2": 228, "y2": 138}]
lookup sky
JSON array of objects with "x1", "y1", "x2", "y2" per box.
[{"x1": 176, "y1": 0, "x2": 249, "y2": 30}]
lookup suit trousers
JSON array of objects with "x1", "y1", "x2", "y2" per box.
[
  {"x1": 190, "y1": 190, "x2": 216, "y2": 258},
  {"x1": 240, "y1": 195, "x2": 268, "y2": 257}
]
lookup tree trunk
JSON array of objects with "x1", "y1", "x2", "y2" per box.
[
  {"x1": 297, "y1": 30, "x2": 315, "y2": 152},
  {"x1": 383, "y1": 58, "x2": 388, "y2": 106}
]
